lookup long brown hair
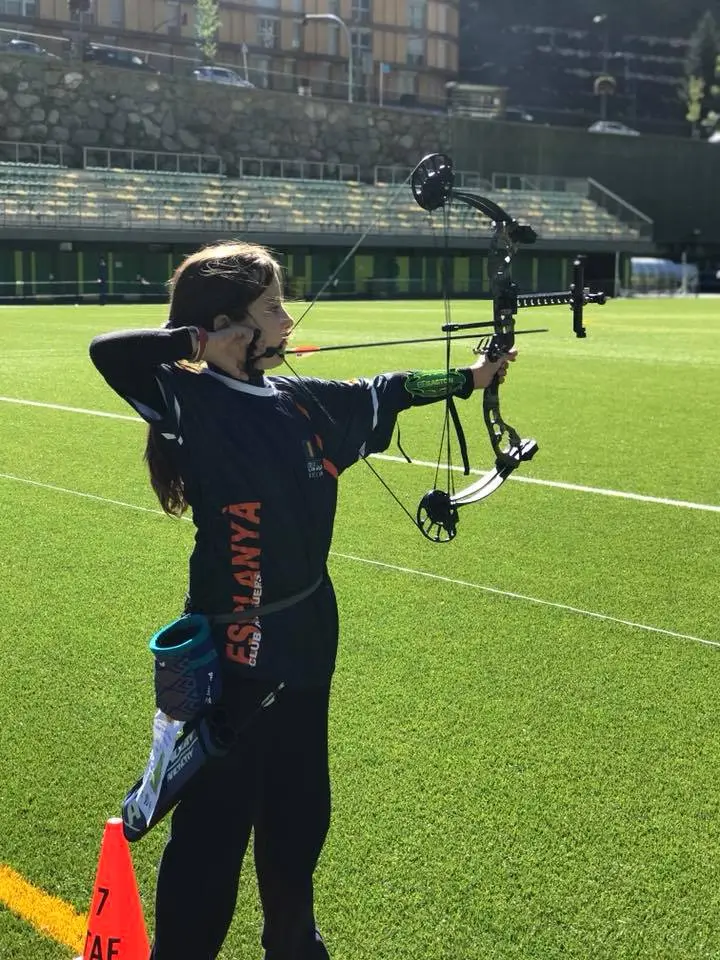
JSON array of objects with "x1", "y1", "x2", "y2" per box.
[{"x1": 146, "y1": 241, "x2": 282, "y2": 516}]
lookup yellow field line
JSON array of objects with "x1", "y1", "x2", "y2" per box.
[{"x1": 0, "y1": 863, "x2": 86, "y2": 953}]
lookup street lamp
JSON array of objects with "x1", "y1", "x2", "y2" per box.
[
  {"x1": 301, "y1": 13, "x2": 353, "y2": 103},
  {"x1": 592, "y1": 14, "x2": 611, "y2": 121},
  {"x1": 592, "y1": 14, "x2": 610, "y2": 72}
]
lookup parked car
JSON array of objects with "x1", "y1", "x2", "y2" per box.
[
  {"x1": 503, "y1": 107, "x2": 535, "y2": 123},
  {"x1": 84, "y1": 43, "x2": 157, "y2": 72},
  {"x1": 1, "y1": 38, "x2": 59, "y2": 59},
  {"x1": 193, "y1": 65, "x2": 254, "y2": 88},
  {"x1": 588, "y1": 121, "x2": 641, "y2": 136}
]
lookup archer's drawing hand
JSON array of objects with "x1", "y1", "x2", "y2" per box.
[
  {"x1": 203, "y1": 325, "x2": 257, "y2": 380},
  {"x1": 470, "y1": 348, "x2": 518, "y2": 390}
]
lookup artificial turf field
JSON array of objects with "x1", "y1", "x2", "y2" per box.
[{"x1": 0, "y1": 296, "x2": 719, "y2": 960}]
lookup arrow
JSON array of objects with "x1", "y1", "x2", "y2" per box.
[{"x1": 287, "y1": 328, "x2": 549, "y2": 356}]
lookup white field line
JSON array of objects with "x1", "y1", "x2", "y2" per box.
[
  {"x1": 331, "y1": 552, "x2": 719, "y2": 650},
  {"x1": 0, "y1": 395, "x2": 139, "y2": 422},
  {"x1": 371, "y1": 454, "x2": 720, "y2": 513},
  {"x1": 2, "y1": 394, "x2": 720, "y2": 514},
  {"x1": 0, "y1": 470, "x2": 716, "y2": 651}
]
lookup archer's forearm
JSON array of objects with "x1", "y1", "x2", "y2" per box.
[
  {"x1": 90, "y1": 327, "x2": 195, "y2": 371},
  {"x1": 89, "y1": 327, "x2": 195, "y2": 412}
]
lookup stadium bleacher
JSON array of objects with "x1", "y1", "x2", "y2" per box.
[{"x1": 0, "y1": 161, "x2": 644, "y2": 243}]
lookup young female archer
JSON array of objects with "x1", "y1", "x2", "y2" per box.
[{"x1": 88, "y1": 240, "x2": 515, "y2": 960}]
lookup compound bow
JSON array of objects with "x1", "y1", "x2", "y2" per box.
[
  {"x1": 408, "y1": 153, "x2": 607, "y2": 542},
  {"x1": 285, "y1": 151, "x2": 607, "y2": 544}
]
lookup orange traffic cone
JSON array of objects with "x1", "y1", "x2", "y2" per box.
[{"x1": 77, "y1": 817, "x2": 150, "y2": 960}]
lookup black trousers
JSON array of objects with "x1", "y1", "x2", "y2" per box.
[{"x1": 150, "y1": 681, "x2": 332, "y2": 960}]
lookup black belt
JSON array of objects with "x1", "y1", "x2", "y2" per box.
[{"x1": 206, "y1": 575, "x2": 324, "y2": 625}]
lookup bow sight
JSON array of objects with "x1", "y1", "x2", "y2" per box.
[{"x1": 411, "y1": 152, "x2": 608, "y2": 543}]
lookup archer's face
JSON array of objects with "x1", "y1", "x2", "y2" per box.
[{"x1": 245, "y1": 276, "x2": 293, "y2": 370}]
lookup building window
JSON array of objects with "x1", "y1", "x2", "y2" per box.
[
  {"x1": 291, "y1": 18, "x2": 303, "y2": 50},
  {"x1": 0, "y1": 0, "x2": 38, "y2": 14},
  {"x1": 164, "y1": 0, "x2": 185, "y2": 36},
  {"x1": 328, "y1": 0, "x2": 340, "y2": 15},
  {"x1": 351, "y1": 0, "x2": 370, "y2": 24},
  {"x1": 408, "y1": 0, "x2": 425, "y2": 30},
  {"x1": 351, "y1": 28, "x2": 372, "y2": 56},
  {"x1": 290, "y1": 0, "x2": 303, "y2": 9},
  {"x1": 255, "y1": 0, "x2": 280, "y2": 7},
  {"x1": 406, "y1": 36, "x2": 425, "y2": 66},
  {"x1": 396, "y1": 71, "x2": 417, "y2": 95},
  {"x1": 436, "y1": 39, "x2": 447, "y2": 69},
  {"x1": 109, "y1": 0, "x2": 125, "y2": 28},
  {"x1": 436, "y1": 3, "x2": 447, "y2": 33},
  {"x1": 351, "y1": 27, "x2": 372, "y2": 74},
  {"x1": 328, "y1": 23, "x2": 340, "y2": 56},
  {"x1": 257, "y1": 17, "x2": 279, "y2": 49},
  {"x1": 69, "y1": 2, "x2": 96, "y2": 24},
  {"x1": 253, "y1": 56, "x2": 271, "y2": 88}
]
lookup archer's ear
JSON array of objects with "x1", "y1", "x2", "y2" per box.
[{"x1": 212, "y1": 314, "x2": 232, "y2": 331}]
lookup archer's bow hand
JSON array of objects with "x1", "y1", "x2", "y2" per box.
[{"x1": 469, "y1": 348, "x2": 518, "y2": 390}]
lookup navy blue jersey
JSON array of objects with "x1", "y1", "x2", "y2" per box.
[{"x1": 90, "y1": 327, "x2": 475, "y2": 687}]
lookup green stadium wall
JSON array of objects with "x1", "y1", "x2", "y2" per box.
[{"x1": 0, "y1": 239, "x2": 621, "y2": 303}]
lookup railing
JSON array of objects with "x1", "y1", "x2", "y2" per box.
[
  {"x1": 0, "y1": 25, "x2": 70, "y2": 58},
  {"x1": 237, "y1": 157, "x2": 360, "y2": 182},
  {"x1": 492, "y1": 173, "x2": 589, "y2": 194},
  {"x1": 0, "y1": 278, "x2": 167, "y2": 302},
  {"x1": 587, "y1": 178, "x2": 654, "y2": 241},
  {"x1": 492, "y1": 172, "x2": 654, "y2": 240},
  {"x1": 0, "y1": 141, "x2": 66, "y2": 166},
  {"x1": 83, "y1": 147, "x2": 224, "y2": 176},
  {"x1": 374, "y1": 165, "x2": 493, "y2": 190}
]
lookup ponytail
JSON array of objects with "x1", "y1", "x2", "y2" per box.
[{"x1": 145, "y1": 426, "x2": 187, "y2": 516}]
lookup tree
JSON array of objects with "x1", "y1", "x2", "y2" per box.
[
  {"x1": 195, "y1": 0, "x2": 221, "y2": 63},
  {"x1": 684, "y1": 10, "x2": 720, "y2": 136}
]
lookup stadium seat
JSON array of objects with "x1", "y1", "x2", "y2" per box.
[{"x1": 0, "y1": 162, "x2": 642, "y2": 240}]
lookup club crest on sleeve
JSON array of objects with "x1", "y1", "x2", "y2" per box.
[{"x1": 304, "y1": 439, "x2": 324, "y2": 479}]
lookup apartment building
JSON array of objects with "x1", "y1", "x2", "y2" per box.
[{"x1": 0, "y1": 1, "x2": 459, "y2": 108}]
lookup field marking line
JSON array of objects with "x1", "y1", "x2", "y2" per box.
[
  {"x1": 0, "y1": 472, "x2": 167, "y2": 516},
  {"x1": 0, "y1": 470, "x2": 716, "y2": 651},
  {"x1": 0, "y1": 395, "x2": 139, "y2": 422},
  {"x1": 331, "y1": 552, "x2": 719, "y2": 650},
  {"x1": 2, "y1": 394, "x2": 720, "y2": 514},
  {"x1": 370, "y1": 454, "x2": 720, "y2": 513},
  {"x1": 0, "y1": 863, "x2": 86, "y2": 953}
]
